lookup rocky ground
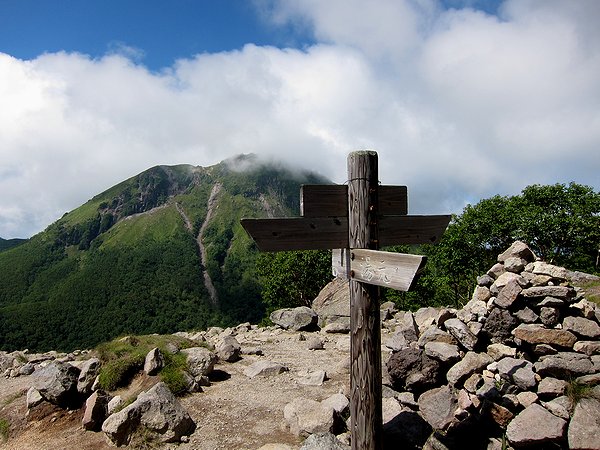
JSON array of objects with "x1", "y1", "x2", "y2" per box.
[
  {"x1": 1, "y1": 326, "x2": 352, "y2": 450},
  {"x1": 1, "y1": 241, "x2": 600, "y2": 450}
]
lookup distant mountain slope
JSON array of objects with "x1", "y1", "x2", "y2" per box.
[
  {"x1": 0, "y1": 237, "x2": 27, "y2": 252},
  {"x1": 0, "y1": 155, "x2": 328, "y2": 352}
]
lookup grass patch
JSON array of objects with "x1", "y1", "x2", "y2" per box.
[
  {"x1": 0, "y1": 418, "x2": 9, "y2": 442},
  {"x1": 566, "y1": 379, "x2": 598, "y2": 406},
  {"x1": 94, "y1": 334, "x2": 197, "y2": 394},
  {"x1": 159, "y1": 352, "x2": 190, "y2": 396},
  {"x1": 581, "y1": 280, "x2": 600, "y2": 306}
]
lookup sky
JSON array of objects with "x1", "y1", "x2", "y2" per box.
[{"x1": 1, "y1": 0, "x2": 599, "y2": 239}]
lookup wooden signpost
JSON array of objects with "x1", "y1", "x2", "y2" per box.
[{"x1": 241, "y1": 151, "x2": 450, "y2": 450}]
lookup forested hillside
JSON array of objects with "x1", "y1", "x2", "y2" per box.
[{"x1": 0, "y1": 155, "x2": 327, "y2": 352}]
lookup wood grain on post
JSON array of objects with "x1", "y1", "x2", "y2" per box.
[{"x1": 347, "y1": 151, "x2": 383, "y2": 450}]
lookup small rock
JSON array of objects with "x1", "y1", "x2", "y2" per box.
[
  {"x1": 537, "y1": 377, "x2": 568, "y2": 398},
  {"x1": 321, "y1": 393, "x2": 349, "y2": 416},
  {"x1": 323, "y1": 321, "x2": 350, "y2": 334},
  {"x1": 77, "y1": 357, "x2": 101, "y2": 394},
  {"x1": 181, "y1": 347, "x2": 217, "y2": 378},
  {"x1": 444, "y1": 318, "x2": 478, "y2": 351},
  {"x1": 107, "y1": 395, "x2": 123, "y2": 415},
  {"x1": 486, "y1": 343, "x2": 516, "y2": 361},
  {"x1": 513, "y1": 324, "x2": 577, "y2": 348},
  {"x1": 299, "y1": 432, "x2": 350, "y2": 450},
  {"x1": 26, "y1": 387, "x2": 44, "y2": 409},
  {"x1": 296, "y1": 369, "x2": 326, "y2": 386},
  {"x1": 573, "y1": 341, "x2": 600, "y2": 356},
  {"x1": 306, "y1": 337, "x2": 324, "y2": 350},
  {"x1": 244, "y1": 360, "x2": 288, "y2": 378},
  {"x1": 102, "y1": 382, "x2": 195, "y2": 446},
  {"x1": 516, "y1": 391, "x2": 538, "y2": 408},
  {"x1": 447, "y1": 352, "x2": 493, "y2": 387},
  {"x1": 535, "y1": 352, "x2": 594, "y2": 378},
  {"x1": 424, "y1": 342, "x2": 460, "y2": 364},
  {"x1": 563, "y1": 316, "x2": 600, "y2": 339}
]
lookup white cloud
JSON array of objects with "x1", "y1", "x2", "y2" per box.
[{"x1": 1, "y1": 0, "x2": 599, "y2": 238}]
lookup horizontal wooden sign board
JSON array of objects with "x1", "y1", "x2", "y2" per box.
[
  {"x1": 378, "y1": 215, "x2": 451, "y2": 245},
  {"x1": 240, "y1": 217, "x2": 348, "y2": 251},
  {"x1": 332, "y1": 248, "x2": 427, "y2": 291},
  {"x1": 300, "y1": 185, "x2": 408, "y2": 218},
  {"x1": 241, "y1": 214, "x2": 450, "y2": 252}
]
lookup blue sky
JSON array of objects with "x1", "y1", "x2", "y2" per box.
[
  {"x1": 0, "y1": 0, "x2": 309, "y2": 69},
  {"x1": 1, "y1": 0, "x2": 599, "y2": 238}
]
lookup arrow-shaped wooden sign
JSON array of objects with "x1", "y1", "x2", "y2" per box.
[{"x1": 332, "y1": 248, "x2": 426, "y2": 291}]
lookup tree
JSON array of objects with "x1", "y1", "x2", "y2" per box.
[
  {"x1": 256, "y1": 250, "x2": 332, "y2": 312},
  {"x1": 415, "y1": 182, "x2": 600, "y2": 308}
]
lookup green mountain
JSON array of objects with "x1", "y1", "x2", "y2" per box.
[{"x1": 0, "y1": 155, "x2": 328, "y2": 352}]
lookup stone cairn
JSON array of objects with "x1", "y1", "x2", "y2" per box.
[{"x1": 383, "y1": 241, "x2": 600, "y2": 449}]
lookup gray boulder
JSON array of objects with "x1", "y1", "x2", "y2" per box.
[
  {"x1": 494, "y1": 279, "x2": 522, "y2": 309},
  {"x1": 563, "y1": 316, "x2": 600, "y2": 339},
  {"x1": 506, "y1": 404, "x2": 566, "y2": 447},
  {"x1": 32, "y1": 361, "x2": 80, "y2": 407},
  {"x1": 386, "y1": 347, "x2": 444, "y2": 394},
  {"x1": 418, "y1": 385, "x2": 457, "y2": 431},
  {"x1": 216, "y1": 336, "x2": 241, "y2": 362},
  {"x1": 77, "y1": 357, "x2": 101, "y2": 394},
  {"x1": 82, "y1": 390, "x2": 110, "y2": 431},
  {"x1": 444, "y1": 318, "x2": 477, "y2": 351},
  {"x1": 482, "y1": 307, "x2": 518, "y2": 344},
  {"x1": 312, "y1": 278, "x2": 350, "y2": 326},
  {"x1": 181, "y1": 347, "x2": 217, "y2": 378},
  {"x1": 270, "y1": 306, "x2": 318, "y2": 331},
  {"x1": 498, "y1": 241, "x2": 536, "y2": 263},
  {"x1": 496, "y1": 357, "x2": 537, "y2": 390},
  {"x1": 102, "y1": 382, "x2": 195, "y2": 446},
  {"x1": 568, "y1": 397, "x2": 600, "y2": 450},
  {"x1": 143, "y1": 348, "x2": 164, "y2": 376},
  {"x1": 535, "y1": 352, "x2": 595, "y2": 378},
  {"x1": 283, "y1": 398, "x2": 335, "y2": 437},
  {"x1": 424, "y1": 342, "x2": 460, "y2": 364}
]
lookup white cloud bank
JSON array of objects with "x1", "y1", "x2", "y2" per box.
[{"x1": 1, "y1": 0, "x2": 599, "y2": 238}]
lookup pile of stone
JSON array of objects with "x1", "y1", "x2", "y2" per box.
[{"x1": 382, "y1": 241, "x2": 600, "y2": 449}]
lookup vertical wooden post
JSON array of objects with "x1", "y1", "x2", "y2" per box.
[{"x1": 348, "y1": 151, "x2": 382, "y2": 450}]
